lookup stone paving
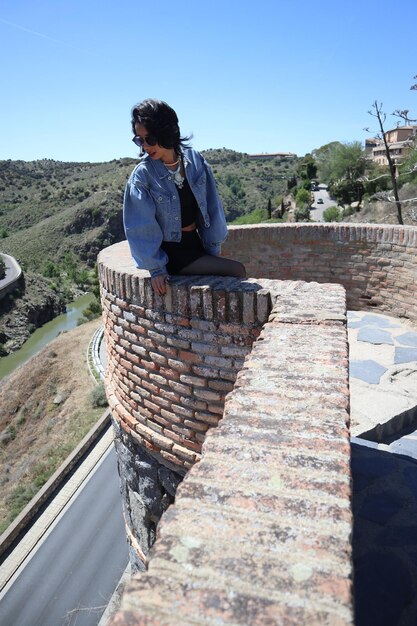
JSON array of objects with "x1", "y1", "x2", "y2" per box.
[{"x1": 348, "y1": 311, "x2": 417, "y2": 626}]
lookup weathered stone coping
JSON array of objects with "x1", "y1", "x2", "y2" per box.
[{"x1": 99, "y1": 241, "x2": 352, "y2": 625}]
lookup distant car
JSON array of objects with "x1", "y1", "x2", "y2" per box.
[{"x1": 317, "y1": 198, "x2": 324, "y2": 204}]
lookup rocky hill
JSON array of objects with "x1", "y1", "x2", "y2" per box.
[
  {"x1": 0, "y1": 272, "x2": 66, "y2": 353},
  {"x1": 0, "y1": 152, "x2": 298, "y2": 351},
  {"x1": 0, "y1": 158, "x2": 130, "y2": 271},
  {"x1": 0, "y1": 159, "x2": 131, "y2": 351}
]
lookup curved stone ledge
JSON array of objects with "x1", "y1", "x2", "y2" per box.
[{"x1": 99, "y1": 241, "x2": 275, "y2": 473}]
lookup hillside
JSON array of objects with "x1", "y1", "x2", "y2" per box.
[
  {"x1": 0, "y1": 158, "x2": 131, "y2": 271},
  {"x1": 0, "y1": 318, "x2": 104, "y2": 533},
  {"x1": 0, "y1": 151, "x2": 297, "y2": 351},
  {"x1": 0, "y1": 151, "x2": 296, "y2": 267},
  {"x1": 343, "y1": 182, "x2": 417, "y2": 225},
  {"x1": 201, "y1": 149, "x2": 297, "y2": 221}
]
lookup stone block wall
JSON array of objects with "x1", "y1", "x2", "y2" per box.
[{"x1": 223, "y1": 223, "x2": 417, "y2": 319}]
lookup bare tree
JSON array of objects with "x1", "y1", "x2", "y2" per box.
[
  {"x1": 368, "y1": 101, "x2": 403, "y2": 224},
  {"x1": 392, "y1": 109, "x2": 417, "y2": 125},
  {"x1": 411, "y1": 75, "x2": 417, "y2": 91}
]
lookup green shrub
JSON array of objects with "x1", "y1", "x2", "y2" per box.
[
  {"x1": 1, "y1": 425, "x2": 17, "y2": 446},
  {"x1": 322, "y1": 206, "x2": 342, "y2": 222},
  {"x1": 42, "y1": 260, "x2": 60, "y2": 278},
  {"x1": 6, "y1": 484, "x2": 38, "y2": 520},
  {"x1": 83, "y1": 300, "x2": 102, "y2": 318},
  {"x1": 231, "y1": 207, "x2": 269, "y2": 224},
  {"x1": 90, "y1": 383, "x2": 108, "y2": 408},
  {"x1": 294, "y1": 206, "x2": 311, "y2": 222}
]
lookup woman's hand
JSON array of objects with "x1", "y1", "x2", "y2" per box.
[{"x1": 151, "y1": 274, "x2": 168, "y2": 296}]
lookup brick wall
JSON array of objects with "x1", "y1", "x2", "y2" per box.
[
  {"x1": 99, "y1": 224, "x2": 417, "y2": 625},
  {"x1": 100, "y1": 255, "x2": 272, "y2": 474},
  {"x1": 223, "y1": 223, "x2": 417, "y2": 320}
]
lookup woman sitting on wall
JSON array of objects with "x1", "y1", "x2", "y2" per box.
[{"x1": 123, "y1": 99, "x2": 246, "y2": 295}]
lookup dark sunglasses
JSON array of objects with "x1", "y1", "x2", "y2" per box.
[{"x1": 132, "y1": 134, "x2": 158, "y2": 147}]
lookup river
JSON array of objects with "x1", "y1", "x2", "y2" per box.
[{"x1": 0, "y1": 293, "x2": 95, "y2": 381}]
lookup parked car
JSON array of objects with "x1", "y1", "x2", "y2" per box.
[{"x1": 317, "y1": 198, "x2": 324, "y2": 204}]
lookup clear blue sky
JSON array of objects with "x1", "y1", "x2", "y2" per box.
[{"x1": 0, "y1": 0, "x2": 416, "y2": 163}]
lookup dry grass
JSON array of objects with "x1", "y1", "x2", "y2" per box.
[{"x1": 0, "y1": 318, "x2": 104, "y2": 533}]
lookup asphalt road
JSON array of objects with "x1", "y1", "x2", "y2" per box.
[
  {"x1": 0, "y1": 254, "x2": 21, "y2": 293},
  {"x1": 310, "y1": 185, "x2": 335, "y2": 221},
  {"x1": 0, "y1": 446, "x2": 128, "y2": 626}
]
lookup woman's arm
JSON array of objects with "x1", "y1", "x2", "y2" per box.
[
  {"x1": 201, "y1": 157, "x2": 228, "y2": 255},
  {"x1": 123, "y1": 180, "x2": 169, "y2": 278}
]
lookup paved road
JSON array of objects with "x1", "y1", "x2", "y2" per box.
[
  {"x1": 0, "y1": 253, "x2": 22, "y2": 296},
  {"x1": 310, "y1": 185, "x2": 336, "y2": 221},
  {"x1": 0, "y1": 446, "x2": 128, "y2": 626}
]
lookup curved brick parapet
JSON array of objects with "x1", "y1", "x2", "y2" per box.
[
  {"x1": 99, "y1": 241, "x2": 272, "y2": 473},
  {"x1": 98, "y1": 241, "x2": 277, "y2": 570},
  {"x1": 224, "y1": 223, "x2": 417, "y2": 320}
]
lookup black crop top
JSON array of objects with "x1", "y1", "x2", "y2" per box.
[{"x1": 178, "y1": 177, "x2": 198, "y2": 228}]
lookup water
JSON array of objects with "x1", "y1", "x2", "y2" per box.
[{"x1": 0, "y1": 293, "x2": 95, "y2": 381}]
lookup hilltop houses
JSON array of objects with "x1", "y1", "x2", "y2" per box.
[
  {"x1": 247, "y1": 151, "x2": 296, "y2": 160},
  {"x1": 366, "y1": 124, "x2": 417, "y2": 166}
]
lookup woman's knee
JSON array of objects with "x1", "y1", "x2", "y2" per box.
[
  {"x1": 234, "y1": 260, "x2": 246, "y2": 278},
  {"x1": 218, "y1": 257, "x2": 246, "y2": 278},
  {"x1": 179, "y1": 255, "x2": 246, "y2": 278}
]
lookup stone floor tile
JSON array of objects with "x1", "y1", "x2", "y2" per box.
[
  {"x1": 357, "y1": 327, "x2": 394, "y2": 345},
  {"x1": 394, "y1": 347, "x2": 417, "y2": 364},
  {"x1": 349, "y1": 360, "x2": 387, "y2": 384},
  {"x1": 396, "y1": 331, "x2": 417, "y2": 347},
  {"x1": 359, "y1": 314, "x2": 401, "y2": 328}
]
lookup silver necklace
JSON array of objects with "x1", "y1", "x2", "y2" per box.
[{"x1": 165, "y1": 158, "x2": 184, "y2": 188}]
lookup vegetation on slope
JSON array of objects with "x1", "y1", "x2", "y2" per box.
[{"x1": 0, "y1": 319, "x2": 105, "y2": 533}]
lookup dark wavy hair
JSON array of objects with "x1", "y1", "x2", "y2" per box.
[{"x1": 131, "y1": 99, "x2": 192, "y2": 153}]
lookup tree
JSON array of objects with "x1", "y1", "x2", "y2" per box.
[
  {"x1": 392, "y1": 109, "x2": 417, "y2": 125},
  {"x1": 312, "y1": 142, "x2": 343, "y2": 182},
  {"x1": 398, "y1": 139, "x2": 417, "y2": 185},
  {"x1": 42, "y1": 260, "x2": 60, "y2": 278},
  {"x1": 323, "y1": 206, "x2": 342, "y2": 222},
  {"x1": 294, "y1": 206, "x2": 311, "y2": 222},
  {"x1": 367, "y1": 101, "x2": 403, "y2": 224},
  {"x1": 329, "y1": 179, "x2": 364, "y2": 206},
  {"x1": 294, "y1": 188, "x2": 311, "y2": 222},
  {"x1": 313, "y1": 141, "x2": 365, "y2": 197},
  {"x1": 297, "y1": 154, "x2": 317, "y2": 181},
  {"x1": 314, "y1": 141, "x2": 366, "y2": 207},
  {"x1": 267, "y1": 198, "x2": 272, "y2": 219},
  {"x1": 295, "y1": 188, "x2": 311, "y2": 208},
  {"x1": 287, "y1": 176, "x2": 297, "y2": 191}
]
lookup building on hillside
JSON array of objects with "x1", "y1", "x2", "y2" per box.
[
  {"x1": 247, "y1": 152, "x2": 297, "y2": 160},
  {"x1": 368, "y1": 125, "x2": 417, "y2": 166},
  {"x1": 364, "y1": 137, "x2": 380, "y2": 155}
]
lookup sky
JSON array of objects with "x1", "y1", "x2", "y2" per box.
[{"x1": 0, "y1": 0, "x2": 416, "y2": 163}]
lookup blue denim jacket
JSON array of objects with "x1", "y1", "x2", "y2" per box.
[{"x1": 123, "y1": 147, "x2": 228, "y2": 277}]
